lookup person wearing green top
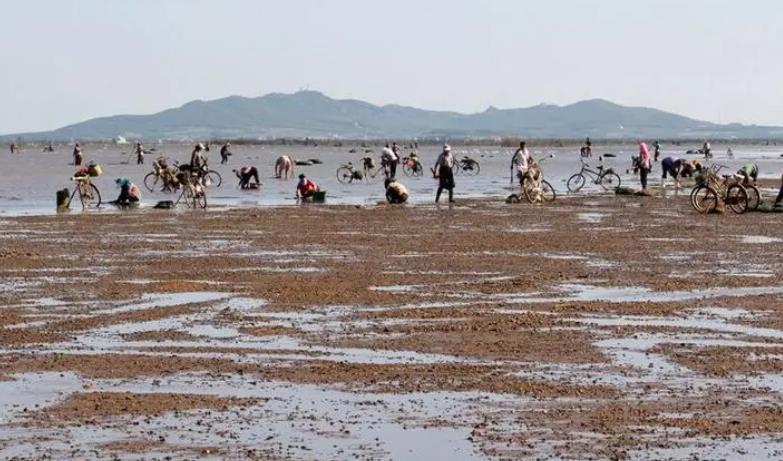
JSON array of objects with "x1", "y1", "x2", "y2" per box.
[{"x1": 738, "y1": 163, "x2": 758, "y2": 186}]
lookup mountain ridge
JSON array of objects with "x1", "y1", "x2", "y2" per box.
[{"x1": 3, "y1": 90, "x2": 782, "y2": 140}]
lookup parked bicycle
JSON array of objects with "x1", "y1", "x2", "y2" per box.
[
  {"x1": 174, "y1": 172, "x2": 208, "y2": 209},
  {"x1": 507, "y1": 157, "x2": 556, "y2": 204},
  {"x1": 452, "y1": 156, "x2": 480, "y2": 176},
  {"x1": 67, "y1": 175, "x2": 101, "y2": 209},
  {"x1": 567, "y1": 160, "x2": 621, "y2": 192},
  {"x1": 402, "y1": 154, "x2": 424, "y2": 177},
  {"x1": 690, "y1": 164, "x2": 748, "y2": 214},
  {"x1": 336, "y1": 162, "x2": 371, "y2": 184}
]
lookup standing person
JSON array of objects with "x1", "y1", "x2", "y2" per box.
[
  {"x1": 135, "y1": 142, "x2": 145, "y2": 165},
  {"x1": 381, "y1": 145, "x2": 398, "y2": 179},
  {"x1": 510, "y1": 141, "x2": 530, "y2": 186},
  {"x1": 73, "y1": 142, "x2": 83, "y2": 166},
  {"x1": 653, "y1": 141, "x2": 661, "y2": 162},
  {"x1": 434, "y1": 144, "x2": 455, "y2": 203},
  {"x1": 190, "y1": 143, "x2": 208, "y2": 173},
  {"x1": 220, "y1": 142, "x2": 232, "y2": 164},
  {"x1": 773, "y1": 174, "x2": 783, "y2": 209},
  {"x1": 638, "y1": 141, "x2": 651, "y2": 190},
  {"x1": 702, "y1": 140, "x2": 712, "y2": 159},
  {"x1": 9, "y1": 143, "x2": 17, "y2": 154}
]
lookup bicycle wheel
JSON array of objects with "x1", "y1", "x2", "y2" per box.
[
  {"x1": 746, "y1": 185, "x2": 761, "y2": 211},
  {"x1": 541, "y1": 180, "x2": 556, "y2": 202},
  {"x1": 567, "y1": 173, "x2": 586, "y2": 192},
  {"x1": 336, "y1": 167, "x2": 353, "y2": 184},
  {"x1": 600, "y1": 172, "x2": 621, "y2": 190},
  {"x1": 726, "y1": 184, "x2": 749, "y2": 214},
  {"x1": 204, "y1": 170, "x2": 222, "y2": 188},
  {"x1": 693, "y1": 186, "x2": 718, "y2": 214},
  {"x1": 452, "y1": 164, "x2": 462, "y2": 176},
  {"x1": 464, "y1": 161, "x2": 480, "y2": 176},
  {"x1": 80, "y1": 183, "x2": 101, "y2": 209},
  {"x1": 143, "y1": 173, "x2": 159, "y2": 192}
]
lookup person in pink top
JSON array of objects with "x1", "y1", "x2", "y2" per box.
[{"x1": 638, "y1": 141, "x2": 651, "y2": 190}]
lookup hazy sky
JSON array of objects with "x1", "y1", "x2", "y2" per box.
[{"x1": 2, "y1": 0, "x2": 782, "y2": 134}]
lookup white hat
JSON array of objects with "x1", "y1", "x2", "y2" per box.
[{"x1": 443, "y1": 144, "x2": 451, "y2": 152}]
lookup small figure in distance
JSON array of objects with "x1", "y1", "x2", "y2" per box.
[
  {"x1": 135, "y1": 142, "x2": 145, "y2": 165},
  {"x1": 73, "y1": 142, "x2": 83, "y2": 166},
  {"x1": 234, "y1": 165, "x2": 261, "y2": 190},
  {"x1": 220, "y1": 142, "x2": 232, "y2": 164},
  {"x1": 384, "y1": 178, "x2": 408, "y2": 204}
]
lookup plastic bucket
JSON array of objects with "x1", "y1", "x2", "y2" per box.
[{"x1": 313, "y1": 191, "x2": 327, "y2": 203}]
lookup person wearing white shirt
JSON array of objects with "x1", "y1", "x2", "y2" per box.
[{"x1": 510, "y1": 141, "x2": 531, "y2": 186}]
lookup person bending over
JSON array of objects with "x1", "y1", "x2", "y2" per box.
[
  {"x1": 660, "y1": 157, "x2": 694, "y2": 188},
  {"x1": 738, "y1": 163, "x2": 758, "y2": 186},
  {"x1": 235, "y1": 166, "x2": 260, "y2": 189},
  {"x1": 114, "y1": 177, "x2": 141, "y2": 206},
  {"x1": 384, "y1": 178, "x2": 408, "y2": 204}
]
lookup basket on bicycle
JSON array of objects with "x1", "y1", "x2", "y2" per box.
[{"x1": 87, "y1": 164, "x2": 103, "y2": 177}]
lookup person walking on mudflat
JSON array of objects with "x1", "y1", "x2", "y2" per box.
[
  {"x1": 434, "y1": 144, "x2": 455, "y2": 203},
  {"x1": 637, "y1": 141, "x2": 651, "y2": 190}
]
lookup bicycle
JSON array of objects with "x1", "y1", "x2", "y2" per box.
[
  {"x1": 690, "y1": 164, "x2": 748, "y2": 214},
  {"x1": 144, "y1": 160, "x2": 181, "y2": 192},
  {"x1": 67, "y1": 175, "x2": 102, "y2": 209},
  {"x1": 452, "y1": 156, "x2": 480, "y2": 176},
  {"x1": 507, "y1": 157, "x2": 556, "y2": 204},
  {"x1": 336, "y1": 162, "x2": 369, "y2": 184},
  {"x1": 174, "y1": 173, "x2": 208, "y2": 209},
  {"x1": 402, "y1": 155, "x2": 424, "y2": 177},
  {"x1": 567, "y1": 159, "x2": 621, "y2": 192}
]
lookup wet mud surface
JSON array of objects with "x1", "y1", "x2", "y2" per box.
[{"x1": 2, "y1": 195, "x2": 783, "y2": 459}]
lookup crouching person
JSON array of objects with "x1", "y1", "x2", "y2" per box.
[
  {"x1": 234, "y1": 166, "x2": 260, "y2": 189},
  {"x1": 114, "y1": 177, "x2": 141, "y2": 207},
  {"x1": 385, "y1": 178, "x2": 408, "y2": 204},
  {"x1": 296, "y1": 174, "x2": 319, "y2": 200}
]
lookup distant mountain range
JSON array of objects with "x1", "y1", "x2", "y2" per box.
[{"x1": 4, "y1": 90, "x2": 783, "y2": 140}]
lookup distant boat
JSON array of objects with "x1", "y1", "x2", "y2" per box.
[{"x1": 114, "y1": 136, "x2": 129, "y2": 145}]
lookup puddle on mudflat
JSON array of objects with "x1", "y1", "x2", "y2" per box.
[
  {"x1": 737, "y1": 235, "x2": 783, "y2": 244},
  {"x1": 0, "y1": 374, "x2": 490, "y2": 461},
  {"x1": 93, "y1": 292, "x2": 233, "y2": 315},
  {"x1": 577, "y1": 212, "x2": 609, "y2": 223},
  {"x1": 0, "y1": 373, "x2": 84, "y2": 424}
]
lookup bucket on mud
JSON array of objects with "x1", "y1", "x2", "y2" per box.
[
  {"x1": 313, "y1": 190, "x2": 327, "y2": 203},
  {"x1": 56, "y1": 188, "x2": 70, "y2": 209},
  {"x1": 87, "y1": 164, "x2": 103, "y2": 177}
]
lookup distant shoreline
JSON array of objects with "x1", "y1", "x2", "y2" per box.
[{"x1": 5, "y1": 137, "x2": 783, "y2": 148}]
